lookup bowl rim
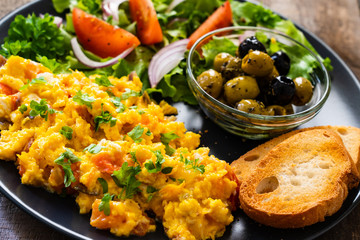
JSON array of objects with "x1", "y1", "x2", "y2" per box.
[{"x1": 186, "y1": 26, "x2": 331, "y2": 121}]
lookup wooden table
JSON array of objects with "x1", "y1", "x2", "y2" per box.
[{"x1": 0, "y1": 0, "x2": 359, "y2": 239}]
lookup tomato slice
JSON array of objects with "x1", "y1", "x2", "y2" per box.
[
  {"x1": 72, "y1": 8, "x2": 141, "y2": 58},
  {"x1": 187, "y1": 1, "x2": 233, "y2": 49},
  {"x1": 0, "y1": 83, "x2": 17, "y2": 95},
  {"x1": 129, "y1": 0, "x2": 163, "y2": 45}
]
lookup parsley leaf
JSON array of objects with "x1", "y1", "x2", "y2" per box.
[
  {"x1": 120, "y1": 88, "x2": 141, "y2": 100},
  {"x1": 0, "y1": 13, "x2": 71, "y2": 61},
  {"x1": 130, "y1": 151, "x2": 139, "y2": 165},
  {"x1": 94, "y1": 105, "x2": 117, "y2": 131},
  {"x1": 111, "y1": 97, "x2": 126, "y2": 113},
  {"x1": 73, "y1": 90, "x2": 95, "y2": 109},
  {"x1": 160, "y1": 132, "x2": 179, "y2": 156},
  {"x1": 145, "y1": 150, "x2": 172, "y2": 174},
  {"x1": 84, "y1": 143, "x2": 105, "y2": 154},
  {"x1": 95, "y1": 75, "x2": 114, "y2": 87},
  {"x1": 127, "y1": 125, "x2": 144, "y2": 143},
  {"x1": 19, "y1": 104, "x2": 27, "y2": 114},
  {"x1": 98, "y1": 193, "x2": 113, "y2": 216},
  {"x1": 146, "y1": 186, "x2": 158, "y2": 202},
  {"x1": 97, "y1": 178, "x2": 108, "y2": 193},
  {"x1": 59, "y1": 126, "x2": 73, "y2": 140},
  {"x1": 20, "y1": 76, "x2": 47, "y2": 90},
  {"x1": 180, "y1": 155, "x2": 205, "y2": 174},
  {"x1": 111, "y1": 162, "x2": 141, "y2": 199},
  {"x1": 29, "y1": 99, "x2": 58, "y2": 121},
  {"x1": 54, "y1": 148, "x2": 82, "y2": 187}
]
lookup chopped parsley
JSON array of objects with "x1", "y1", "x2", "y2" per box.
[
  {"x1": 111, "y1": 162, "x2": 141, "y2": 199},
  {"x1": 29, "y1": 99, "x2": 58, "y2": 121},
  {"x1": 145, "y1": 150, "x2": 173, "y2": 174},
  {"x1": 146, "y1": 186, "x2": 158, "y2": 202},
  {"x1": 130, "y1": 151, "x2": 139, "y2": 165},
  {"x1": 94, "y1": 104, "x2": 117, "y2": 131},
  {"x1": 120, "y1": 88, "x2": 141, "y2": 100},
  {"x1": 145, "y1": 130, "x2": 152, "y2": 136},
  {"x1": 95, "y1": 75, "x2": 114, "y2": 87},
  {"x1": 59, "y1": 126, "x2": 73, "y2": 140},
  {"x1": 19, "y1": 104, "x2": 27, "y2": 114},
  {"x1": 127, "y1": 125, "x2": 144, "y2": 143},
  {"x1": 20, "y1": 76, "x2": 47, "y2": 90},
  {"x1": 99, "y1": 193, "x2": 113, "y2": 216},
  {"x1": 84, "y1": 143, "x2": 105, "y2": 154},
  {"x1": 97, "y1": 178, "x2": 108, "y2": 193},
  {"x1": 160, "y1": 132, "x2": 179, "y2": 156},
  {"x1": 111, "y1": 98, "x2": 126, "y2": 113},
  {"x1": 73, "y1": 90, "x2": 95, "y2": 109},
  {"x1": 180, "y1": 155, "x2": 205, "y2": 174},
  {"x1": 54, "y1": 148, "x2": 82, "y2": 187}
]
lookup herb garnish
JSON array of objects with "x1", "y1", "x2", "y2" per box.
[
  {"x1": 20, "y1": 76, "x2": 47, "y2": 90},
  {"x1": 59, "y1": 126, "x2": 73, "y2": 140},
  {"x1": 160, "y1": 132, "x2": 179, "y2": 156},
  {"x1": 73, "y1": 90, "x2": 95, "y2": 109},
  {"x1": 94, "y1": 104, "x2": 117, "y2": 131},
  {"x1": 111, "y1": 162, "x2": 141, "y2": 199},
  {"x1": 54, "y1": 148, "x2": 82, "y2": 187},
  {"x1": 99, "y1": 193, "x2": 113, "y2": 216},
  {"x1": 180, "y1": 154, "x2": 205, "y2": 174},
  {"x1": 84, "y1": 143, "x2": 105, "y2": 154},
  {"x1": 144, "y1": 150, "x2": 173, "y2": 174},
  {"x1": 97, "y1": 178, "x2": 108, "y2": 193},
  {"x1": 127, "y1": 125, "x2": 144, "y2": 143},
  {"x1": 29, "y1": 99, "x2": 58, "y2": 121}
]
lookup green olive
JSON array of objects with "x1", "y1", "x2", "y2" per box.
[
  {"x1": 242, "y1": 50, "x2": 274, "y2": 77},
  {"x1": 292, "y1": 77, "x2": 313, "y2": 106},
  {"x1": 196, "y1": 69, "x2": 224, "y2": 98},
  {"x1": 220, "y1": 56, "x2": 243, "y2": 80},
  {"x1": 213, "y1": 52, "x2": 232, "y2": 72},
  {"x1": 284, "y1": 104, "x2": 294, "y2": 114},
  {"x1": 265, "y1": 105, "x2": 287, "y2": 116},
  {"x1": 236, "y1": 99, "x2": 266, "y2": 114},
  {"x1": 224, "y1": 76, "x2": 260, "y2": 105}
]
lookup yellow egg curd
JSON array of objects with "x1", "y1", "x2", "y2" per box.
[{"x1": 0, "y1": 56, "x2": 239, "y2": 239}]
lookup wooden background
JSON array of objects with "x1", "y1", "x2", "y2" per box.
[{"x1": 0, "y1": 0, "x2": 359, "y2": 239}]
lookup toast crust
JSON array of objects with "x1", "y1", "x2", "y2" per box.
[{"x1": 239, "y1": 129, "x2": 359, "y2": 228}]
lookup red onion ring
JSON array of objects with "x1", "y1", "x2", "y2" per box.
[
  {"x1": 148, "y1": 39, "x2": 189, "y2": 88},
  {"x1": 71, "y1": 37, "x2": 134, "y2": 69},
  {"x1": 102, "y1": 0, "x2": 129, "y2": 22}
]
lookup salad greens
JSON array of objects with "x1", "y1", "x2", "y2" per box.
[{"x1": 1, "y1": 0, "x2": 332, "y2": 105}]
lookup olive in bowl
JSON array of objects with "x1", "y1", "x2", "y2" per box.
[{"x1": 186, "y1": 26, "x2": 330, "y2": 139}]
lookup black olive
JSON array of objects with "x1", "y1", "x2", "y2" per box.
[
  {"x1": 271, "y1": 51, "x2": 290, "y2": 75},
  {"x1": 238, "y1": 36, "x2": 267, "y2": 58},
  {"x1": 267, "y1": 76, "x2": 295, "y2": 105}
]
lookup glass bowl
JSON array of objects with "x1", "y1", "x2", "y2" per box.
[{"x1": 186, "y1": 26, "x2": 330, "y2": 140}]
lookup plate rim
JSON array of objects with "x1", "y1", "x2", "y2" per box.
[{"x1": 0, "y1": 0, "x2": 359, "y2": 240}]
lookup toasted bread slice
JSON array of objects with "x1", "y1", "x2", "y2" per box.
[
  {"x1": 231, "y1": 126, "x2": 360, "y2": 182},
  {"x1": 239, "y1": 129, "x2": 359, "y2": 228}
]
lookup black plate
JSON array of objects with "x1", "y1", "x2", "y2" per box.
[{"x1": 0, "y1": 0, "x2": 360, "y2": 239}]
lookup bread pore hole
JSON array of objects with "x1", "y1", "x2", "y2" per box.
[
  {"x1": 256, "y1": 176, "x2": 279, "y2": 194},
  {"x1": 337, "y1": 128, "x2": 348, "y2": 135},
  {"x1": 319, "y1": 162, "x2": 331, "y2": 169},
  {"x1": 244, "y1": 154, "x2": 260, "y2": 162},
  {"x1": 290, "y1": 179, "x2": 301, "y2": 186}
]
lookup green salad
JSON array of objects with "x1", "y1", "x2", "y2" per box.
[{"x1": 0, "y1": 0, "x2": 332, "y2": 105}]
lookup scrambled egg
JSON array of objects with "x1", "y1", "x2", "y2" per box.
[{"x1": 0, "y1": 56, "x2": 239, "y2": 239}]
